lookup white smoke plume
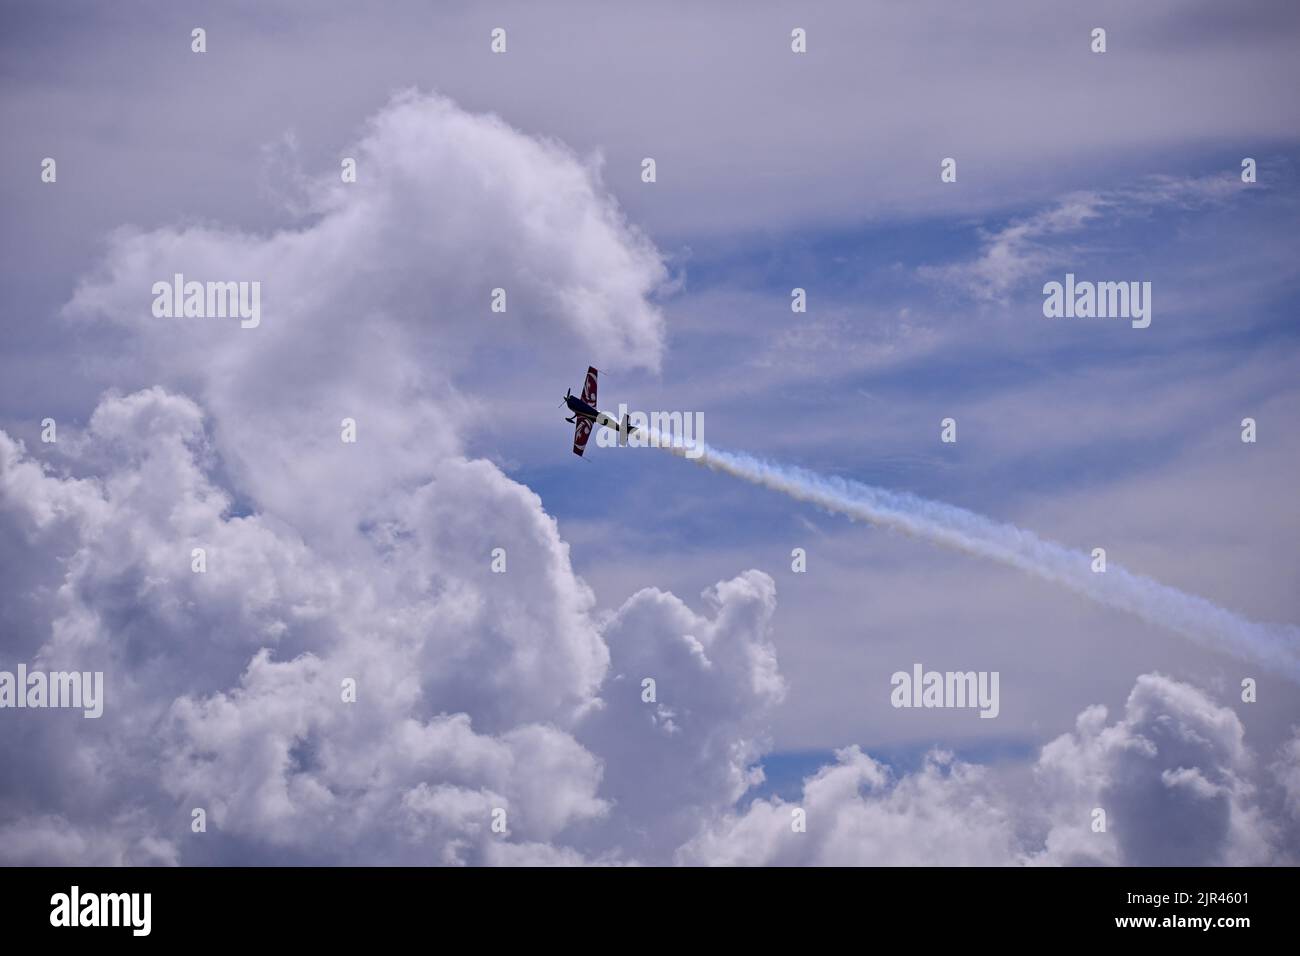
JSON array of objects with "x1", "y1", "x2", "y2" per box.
[{"x1": 648, "y1": 437, "x2": 1300, "y2": 681}]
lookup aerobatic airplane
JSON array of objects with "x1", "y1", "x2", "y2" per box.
[{"x1": 562, "y1": 366, "x2": 637, "y2": 456}]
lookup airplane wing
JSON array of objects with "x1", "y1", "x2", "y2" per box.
[
  {"x1": 581, "y1": 366, "x2": 598, "y2": 406},
  {"x1": 572, "y1": 418, "x2": 592, "y2": 457}
]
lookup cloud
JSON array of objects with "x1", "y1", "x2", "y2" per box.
[
  {"x1": 7, "y1": 1, "x2": 1296, "y2": 242},
  {"x1": 578, "y1": 570, "x2": 785, "y2": 860},
  {"x1": 0, "y1": 386, "x2": 789, "y2": 863},
  {"x1": 62, "y1": 89, "x2": 668, "y2": 539},
  {"x1": 922, "y1": 174, "x2": 1250, "y2": 301},
  {"x1": 0, "y1": 813, "x2": 179, "y2": 867},
  {"x1": 1267, "y1": 728, "x2": 1300, "y2": 846},
  {"x1": 1033, "y1": 674, "x2": 1274, "y2": 866},
  {"x1": 5, "y1": 399, "x2": 1298, "y2": 864},
  {"x1": 0, "y1": 90, "x2": 793, "y2": 865},
  {"x1": 0, "y1": 385, "x2": 617, "y2": 863},
  {"x1": 678, "y1": 746, "x2": 1019, "y2": 866},
  {"x1": 679, "y1": 674, "x2": 1291, "y2": 865},
  {"x1": 0, "y1": 383, "x2": 628, "y2": 863},
  {"x1": 0, "y1": 91, "x2": 678, "y2": 864},
  {"x1": 4, "y1": 89, "x2": 1295, "y2": 868}
]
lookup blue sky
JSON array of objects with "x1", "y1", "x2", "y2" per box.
[
  {"x1": 1, "y1": 0, "x2": 1298, "y2": 866},
  {"x1": 514, "y1": 155, "x2": 1300, "y2": 766}
]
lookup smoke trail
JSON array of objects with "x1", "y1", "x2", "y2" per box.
[{"x1": 653, "y1": 436, "x2": 1300, "y2": 681}]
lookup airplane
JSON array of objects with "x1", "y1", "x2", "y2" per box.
[{"x1": 562, "y1": 366, "x2": 638, "y2": 457}]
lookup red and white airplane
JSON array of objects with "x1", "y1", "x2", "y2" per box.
[{"x1": 561, "y1": 366, "x2": 637, "y2": 456}]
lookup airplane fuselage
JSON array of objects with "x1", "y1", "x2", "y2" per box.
[
  {"x1": 565, "y1": 393, "x2": 601, "y2": 422},
  {"x1": 564, "y1": 393, "x2": 636, "y2": 435}
]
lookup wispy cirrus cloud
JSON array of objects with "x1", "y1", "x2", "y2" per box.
[{"x1": 921, "y1": 173, "x2": 1252, "y2": 302}]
